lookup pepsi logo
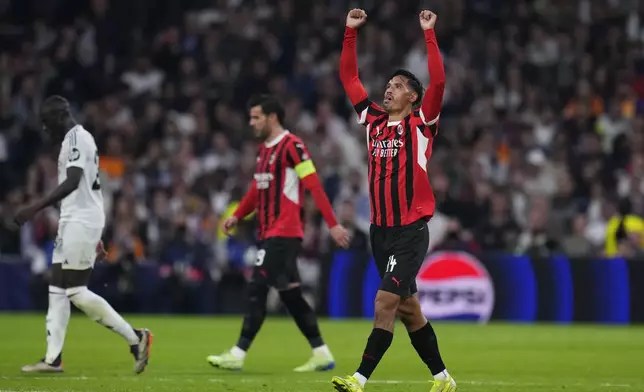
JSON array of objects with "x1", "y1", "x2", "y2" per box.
[{"x1": 416, "y1": 251, "x2": 495, "y2": 323}]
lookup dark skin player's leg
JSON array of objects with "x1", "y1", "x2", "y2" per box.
[
  {"x1": 50, "y1": 264, "x2": 65, "y2": 289},
  {"x1": 62, "y1": 267, "x2": 93, "y2": 289},
  {"x1": 373, "y1": 290, "x2": 401, "y2": 332},
  {"x1": 45, "y1": 263, "x2": 92, "y2": 366},
  {"x1": 50, "y1": 263, "x2": 93, "y2": 289},
  {"x1": 396, "y1": 294, "x2": 427, "y2": 332}
]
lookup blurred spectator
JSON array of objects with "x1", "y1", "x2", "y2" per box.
[
  {"x1": 1, "y1": 0, "x2": 644, "y2": 311},
  {"x1": 561, "y1": 213, "x2": 594, "y2": 258},
  {"x1": 605, "y1": 198, "x2": 644, "y2": 257}
]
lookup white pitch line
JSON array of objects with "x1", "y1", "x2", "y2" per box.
[{"x1": 1, "y1": 376, "x2": 638, "y2": 389}]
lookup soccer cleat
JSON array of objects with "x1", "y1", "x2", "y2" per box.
[
  {"x1": 21, "y1": 359, "x2": 63, "y2": 373},
  {"x1": 206, "y1": 351, "x2": 244, "y2": 371},
  {"x1": 293, "y1": 352, "x2": 335, "y2": 372},
  {"x1": 429, "y1": 376, "x2": 457, "y2": 392},
  {"x1": 331, "y1": 375, "x2": 364, "y2": 392},
  {"x1": 131, "y1": 328, "x2": 153, "y2": 374}
]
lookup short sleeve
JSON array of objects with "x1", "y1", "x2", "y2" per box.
[
  {"x1": 65, "y1": 132, "x2": 91, "y2": 170},
  {"x1": 354, "y1": 98, "x2": 388, "y2": 126}
]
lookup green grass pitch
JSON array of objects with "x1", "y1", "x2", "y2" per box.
[{"x1": 0, "y1": 314, "x2": 643, "y2": 391}]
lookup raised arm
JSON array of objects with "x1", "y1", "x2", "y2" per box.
[
  {"x1": 340, "y1": 9, "x2": 369, "y2": 106},
  {"x1": 418, "y1": 11, "x2": 446, "y2": 129}
]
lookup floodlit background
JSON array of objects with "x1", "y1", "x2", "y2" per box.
[{"x1": 0, "y1": 0, "x2": 644, "y2": 390}]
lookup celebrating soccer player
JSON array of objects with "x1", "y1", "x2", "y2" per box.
[
  {"x1": 332, "y1": 9, "x2": 456, "y2": 392},
  {"x1": 15, "y1": 96, "x2": 152, "y2": 374},
  {"x1": 207, "y1": 95, "x2": 350, "y2": 372}
]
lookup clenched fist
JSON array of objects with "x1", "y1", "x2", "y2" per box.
[
  {"x1": 419, "y1": 10, "x2": 437, "y2": 30},
  {"x1": 222, "y1": 216, "x2": 239, "y2": 236},
  {"x1": 346, "y1": 8, "x2": 367, "y2": 29}
]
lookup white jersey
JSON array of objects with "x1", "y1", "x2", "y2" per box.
[{"x1": 57, "y1": 125, "x2": 105, "y2": 229}]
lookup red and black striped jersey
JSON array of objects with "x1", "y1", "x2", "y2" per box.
[
  {"x1": 234, "y1": 131, "x2": 338, "y2": 240},
  {"x1": 340, "y1": 26, "x2": 446, "y2": 227},
  {"x1": 356, "y1": 100, "x2": 438, "y2": 226}
]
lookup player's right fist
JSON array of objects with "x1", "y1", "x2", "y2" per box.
[
  {"x1": 222, "y1": 216, "x2": 239, "y2": 236},
  {"x1": 346, "y1": 9, "x2": 367, "y2": 29}
]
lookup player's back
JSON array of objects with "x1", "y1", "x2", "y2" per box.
[
  {"x1": 359, "y1": 100, "x2": 436, "y2": 227},
  {"x1": 255, "y1": 131, "x2": 307, "y2": 240},
  {"x1": 58, "y1": 125, "x2": 105, "y2": 229}
]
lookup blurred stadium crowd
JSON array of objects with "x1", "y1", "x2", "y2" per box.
[{"x1": 1, "y1": 0, "x2": 644, "y2": 306}]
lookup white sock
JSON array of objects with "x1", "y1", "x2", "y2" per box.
[
  {"x1": 433, "y1": 369, "x2": 451, "y2": 381},
  {"x1": 230, "y1": 346, "x2": 246, "y2": 359},
  {"x1": 353, "y1": 372, "x2": 367, "y2": 387},
  {"x1": 313, "y1": 344, "x2": 333, "y2": 359},
  {"x1": 45, "y1": 286, "x2": 70, "y2": 364},
  {"x1": 67, "y1": 287, "x2": 139, "y2": 345}
]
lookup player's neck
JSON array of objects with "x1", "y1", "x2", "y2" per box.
[
  {"x1": 387, "y1": 108, "x2": 412, "y2": 122},
  {"x1": 265, "y1": 126, "x2": 286, "y2": 145},
  {"x1": 63, "y1": 119, "x2": 77, "y2": 133}
]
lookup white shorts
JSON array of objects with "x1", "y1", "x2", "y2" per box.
[{"x1": 52, "y1": 222, "x2": 103, "y2": 270}]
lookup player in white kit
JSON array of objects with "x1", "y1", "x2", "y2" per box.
[{"x1": 14, "y1": 95, "x2": 152, "y2": 374}]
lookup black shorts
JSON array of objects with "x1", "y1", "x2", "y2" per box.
[
  {"x1": 252, "y1": 237, "x2": 302, "y2": 290},
  {"x1": 370, "y1": 219, "x2": 430, "y2": 297}
]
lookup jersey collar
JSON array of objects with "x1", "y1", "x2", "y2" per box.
[{"x1": 264, "y1": 130, "x2": 289, "y2": 148}]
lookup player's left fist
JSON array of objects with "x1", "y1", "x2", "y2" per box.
[
  {"x1": 419, "y1": 10, "x2": 437, "y2": 30},
  {"x1": 14, "y1": 205, "x2": 38, "y2": 225}
]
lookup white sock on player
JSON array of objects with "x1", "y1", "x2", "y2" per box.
[
  {"x1": 433, "y1": 369, "x2": 451, "y2": 381},
  {"x1": 353, "y1": 372, "x2": 368, "y2": 387},
  {"x1": 45, "y1": 286, "x2": 71, "y2": 364},
  {"x1": 66, "y1": 287, "x2": 139, "y2": 345},
  {"x1": 313, "y1": 344, "x2": 333, "y2": 359},
  {"x1": 230, "y1": 346, "x2": 246, "y2": 359}
]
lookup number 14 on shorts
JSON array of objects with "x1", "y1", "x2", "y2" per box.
[{"x1": 386, "y1": 255, "x2": 397, "y2": 273}]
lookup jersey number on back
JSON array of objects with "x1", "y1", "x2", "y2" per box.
[{"x1": 92, "y1": 151, "x2": 101, "y2": 190}]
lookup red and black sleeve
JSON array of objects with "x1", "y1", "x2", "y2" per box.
[
  {"x1": 340, "y1": 26, "x2": 387, "y2": 126},
  {"x1": 233, "y1": 181, "x2": 258, "y2": 220},
  {"x1": 418, "y1": 28, "x2": 446, "y2": 137},
  {"x1": 285, "y1": 140, "x2": 338, "y2": 229}
]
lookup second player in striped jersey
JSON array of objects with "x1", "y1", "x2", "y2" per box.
[{"x1": 208, "y1": 95, "x2": 350, "y2": 373}]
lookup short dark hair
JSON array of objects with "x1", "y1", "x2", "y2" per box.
[
  {"x1": 390, "y1": 69, "x2": 424, "y2": 107},
  {"x1": 247, "y1": 94, "x2": 285, "y2": 125},
  {"x1": 41, "y1": 95, "x2": 70, "y2": 114}
]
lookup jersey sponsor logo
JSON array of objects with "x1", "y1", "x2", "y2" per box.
[
  {"x1": 371, "y1": 139, "x2": 404, "y2": 158},
  {"x1": 254, "y1": 172, "x2": 274, "y2": 189},
  {"x1": 68, "y1": 147, "x2": 81, "y2": 162},
  {"x1": 416, "y1": 251, "x2": 495, "y2": 323}
]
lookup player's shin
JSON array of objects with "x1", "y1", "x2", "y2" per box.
[
  {"x1": 353, "y1": 291, "x2": 398, "y2": 386},
  {"x1": 236, "y1": 282, "x2": 269, "y2": 354},
  {"x1": 66, "y1": 286, "x2": 139, "y2": 345},
  {"x1": 409, "y1": 321, "x2": 451, "y2": 381},
  {"x1": 281, "y1": 286, "x2": 335, "y2": 372},
  {"x1": 279, "y1": 287, "x2": 327, "y2": 351},
  {"x1": 400, "y1": 297, "x2": 451, "y2": 380},
  {"x1": 45, "y1": 286, "x2": 70, "y2": 365}
]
